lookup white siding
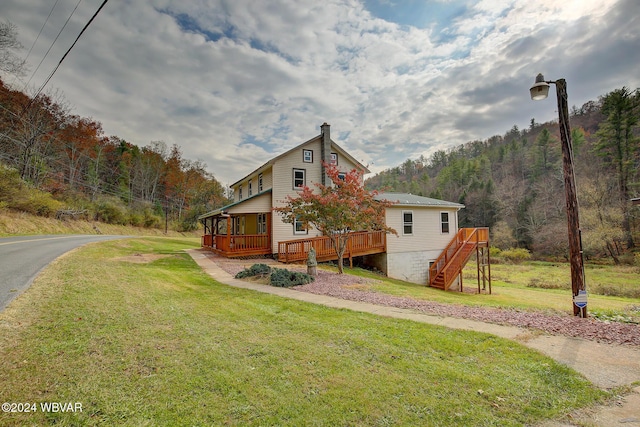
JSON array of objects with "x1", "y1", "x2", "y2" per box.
[
  {"x1": 271, "y1": 139, "x2": 323, "y2": 252},
  {"x1": 328, "y1": 149, "x2": 361, "y2": 177},
  {"x1": 259, "y1": 169, "x2": 273, "y2": 192},
  {"x1": 270, "y1": 140, "x2": 363, "y2": 253},
  {"x1": 227, "y1": 192, "x2": 271, "y2": 215},
  {"x1": 368, "y1": 205, "x2": 459, "y2": 284},
  {"x1": 232, "y1": 168, "x2": 274, "y2": 202},
  {"x1": 385, "y1": 206, "x2": 459, "y2": 254}
]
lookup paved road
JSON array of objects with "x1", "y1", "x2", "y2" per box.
[{"x1": 0, "y1": 235, "x2": 127, "y2": 311}]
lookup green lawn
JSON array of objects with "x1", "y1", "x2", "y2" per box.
[
  {"x1": 340, "y1": 260, "x2": 640, "y2": 322},
  {"x1": 0, "y1": 238, "x2": 606, "y2": 426}
]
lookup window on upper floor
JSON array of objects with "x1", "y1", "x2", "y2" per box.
[
  {"x1": 258, "y1": 173, "x2": 263, "y2": 192},
  {"x1": 293, "y1": 168, "x2": 305, "y2": 190},
  {"x1": 248, "y1": 179, "x2": 253, "y2": 196},
  {"x1": 441, "y1": 212, "x2": 450, "y2": 233},
  {"x1": 238, "y1": 185, "x2": 243, "y2": 200},
  {"x1": 403, "y1": 211, "x2": 413, "y2": 235},
  {"x1": 330, "y1": 152, "x2": 338, "y2": 165},
  {"x1": 303, "y1": 149, "x2": 313, "y2": 163}
]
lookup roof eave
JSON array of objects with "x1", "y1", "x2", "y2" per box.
[{"x1": 198, "y1": 189, "x2": 273, "y2": 220}]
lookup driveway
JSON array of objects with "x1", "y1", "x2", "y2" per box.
[{"x1": 0, "y1": 235, "x2": 127, "y2": 311}]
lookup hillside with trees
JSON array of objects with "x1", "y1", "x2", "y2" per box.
[
  {"x1": 365, "y1": 88, "x2": 640, "y2": 263},
  {"x1": 0, "y1": 76, "x2": 229, "y2": 231},
  {"x1": 0, "y1": 20, "x2": 229, "y2": 233}
]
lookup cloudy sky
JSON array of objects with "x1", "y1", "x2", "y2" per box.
[{"x1": 1, "y1": 0, "x2": 639, "y2": 185}]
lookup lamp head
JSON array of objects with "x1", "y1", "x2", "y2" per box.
[{"x1": 530, "y1": 73, "x2": 550, "y2": 100}]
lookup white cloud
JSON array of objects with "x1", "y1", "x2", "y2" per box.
[{"x1": 0, "y1": 0, "x2": 638, "y2": 184}]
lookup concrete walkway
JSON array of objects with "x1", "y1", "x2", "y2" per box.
[{"x1": 187, "y1": 249, "x2": 640, "y2": 426}]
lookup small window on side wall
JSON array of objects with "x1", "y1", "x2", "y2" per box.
[
  {"x1": 330, "y1": 152, "x2": 338, "y2": 165},
  {"x1": 441, "y1": 212, "x2": 450, "y2": 233},
  {"x1": 293, "y1": 169, "x2": 305, "y2": 190},
  {"x1": 403, "y1": 211, "x2": 413, "y2": 235},
  {"x1": 303, "y1": 149, "x2": 313, "y2": 163}
]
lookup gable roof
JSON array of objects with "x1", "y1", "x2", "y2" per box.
[
  {"x1": 230, "y1": 133, "x2": 370, "y2": 188},
  {"x1": 375, "y1": 192, "x2": 464, "y2": 209}
]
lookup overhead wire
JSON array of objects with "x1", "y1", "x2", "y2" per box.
[
  {"x1": 25, "y1": 0, "x2": 109, "y2": 116},
  {"x1": 11, "y1": 0, "x2": 61, "y2": 87},
  {"x1": 29, "y1": 0, "x2": 110, "y2": 104},
  {"x1": 2, "y1": 0, "x2": 220, "y2": 218},
  {"x1": 21, "y1": 0, "x2": 82, "y2": 94},
  {"x1": 1, "y1": 0, "x2": 110, "y2": 165}
]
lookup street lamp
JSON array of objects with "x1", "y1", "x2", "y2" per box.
[{"x1": 530, "y1": 73, "x2": 587, "y2": 317}]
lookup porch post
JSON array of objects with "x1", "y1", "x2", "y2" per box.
[{"x1": 267, "y1": 212, "x2": 272, "y2": 254}]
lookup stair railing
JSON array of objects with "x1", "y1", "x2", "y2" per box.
[{"x1": 429, "y1": 228, "x2": 482, "y2": 288}]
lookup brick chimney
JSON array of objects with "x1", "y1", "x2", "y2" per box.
[{"x1": 320, "y1": 122, "x2": 330, "y2": 186}]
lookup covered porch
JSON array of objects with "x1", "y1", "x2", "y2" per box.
[{"x1": 201, "y1": 212, "x2": 272, "y2": 257}]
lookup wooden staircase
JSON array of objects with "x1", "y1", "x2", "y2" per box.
[{"x1": 429, "y1": 228, "x2": 490, "y2": 291}]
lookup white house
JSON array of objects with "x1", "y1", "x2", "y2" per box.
[
  {"x1": 200, "y1": 123, "x2": 487, "y2": 289},
  {"x1": 362, "y1": 193, "x2": 464, "y2": 284},
  {"x1": 200, "y1": 123, "x2": 368, "y2": 255}
]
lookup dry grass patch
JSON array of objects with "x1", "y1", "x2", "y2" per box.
[
  {"x1": 112, "y1": 253, "x2": 172, "y2": 264},
  {"x1": 0, "y1": 210, "x2": 200, "y2": 238}
]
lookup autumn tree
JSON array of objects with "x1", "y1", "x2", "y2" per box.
[
  {"x1": 274, "y1": 164, "x2": 396, "y2": 274},
  {"x1": 4, "y1": 90, "x2": 67, "y2": 186},
  {"x1": 58, "y1": 115, "x2": 104, "y2": 190},
  {"x1": 133, "y1": 141, "x2": 166, "y2": 203}
]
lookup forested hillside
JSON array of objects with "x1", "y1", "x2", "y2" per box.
[
  {"x1": 0, "y1": 76, "x2": 229, "y2": 231},
  {"x1": 366, "y1": 88, "x2": 640, "y2": 263}
]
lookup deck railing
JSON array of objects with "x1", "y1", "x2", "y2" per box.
[
  {"x1": 202, "y1": 233, "x2": 271, "y2": 257},
  {"x1": 278, "y1": 230, "x2": 386, "y2": 263}
]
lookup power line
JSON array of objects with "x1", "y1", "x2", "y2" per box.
[
  {"x1": 21, "y1": 0, "x2": 82, "y2": 94},
  {"x1": 11, "y1": 0, "x2": 61, "y2": 87},
  {"x1": 23, "y1": 0, "x2": 110, "y2": 115}
]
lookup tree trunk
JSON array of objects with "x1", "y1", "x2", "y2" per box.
[{"x1": 332, "y1": 234, "x2": 349, "y2": 274}]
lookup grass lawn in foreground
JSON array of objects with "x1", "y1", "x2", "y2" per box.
[{"x1": 0, "y1": 237, "x2": 606, "y2": 426}]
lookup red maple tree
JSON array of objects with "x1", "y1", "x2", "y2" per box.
[{"x1": 274, "y1": 163, "x2": 396, "y2": 273}]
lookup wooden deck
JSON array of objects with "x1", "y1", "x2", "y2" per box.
[
  {"x1": 278, "y1": 231, "x2": 386, "y2": 264},
  {"x1": 202, "y1": 234, "x2": 271, "y2": 257}
]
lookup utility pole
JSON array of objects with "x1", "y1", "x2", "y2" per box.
[
  {"x1": 530, "y1": 74, "x2": 587, "y2": 317},
  {"x1": 555, "y1": 79, "x2": 587, "y2": 317},
  {"x1": 164, "y1": 195, "x2": 169, "y2": 235}
]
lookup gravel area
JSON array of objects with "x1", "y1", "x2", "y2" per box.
[{"x1": 213, "y1": 256, "x2": 640, "y2": 347}]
